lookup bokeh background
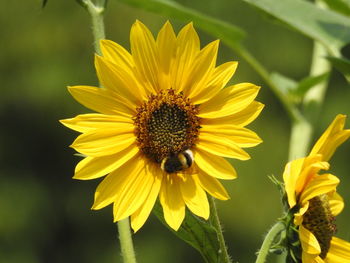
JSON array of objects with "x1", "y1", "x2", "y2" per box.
[{"x1": 1, "y1": 0, "x2": 350, "y2": 262}]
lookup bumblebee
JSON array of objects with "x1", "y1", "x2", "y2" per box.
[{"x1": 161, "y1": 149, "x2": 194, "y2": 174}]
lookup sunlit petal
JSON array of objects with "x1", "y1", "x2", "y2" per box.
[
  {"x1": 201, "y1": 101, "x2": 264, "y2": 127},
  {"x1": 131, "y1": 163, "x2": 162, "y2": 232},
  {"x1": 71, "y1": 127, "x2": 135, "y2": 157},
  {"x1": 130, "y1": 20, "x2": 159, "y2": 94},
  {"x1": 92, "y1": 154, "x2": 143, "y2": 210},
  {"x1": 326, "y1": 237, "x2": 350, "y2": 262},
  {"x1": 68, "y1": 86, "x2": 135, "y2": 116},
  {"x1": 310, "y1": 114, "x2": 350, "y2": 161},
  {"x1": 159, "y1": 175, "x2": 185, "y2": 231},
  {"x1": 194, "y1": 148, "x2": 237, "y2": 179},
  {"x1": 197, "y1": 133, "x2": 250, "y2": 160},
  {"x1": 180, "y1": 174, "x2": 209, "y2": 219},
  {"x1": 73, "y1": 144, "x2": 139, "y2": 180},
  {"x1": 299, "y1": 173, "x2": 339, "y2": 204},
  {"x1": 193, "y1": 171, "x2": 230, "y2": 200},
  {"x1": 198, "y1": 83, "x2": 260, "y2": 118},
  {"x1": 60, "y1": 113, "x2": 133, "y2": 133}
]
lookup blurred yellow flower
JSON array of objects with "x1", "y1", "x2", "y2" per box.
[
  {"x1": 283, "y1": 114, "x2": 350, "y2": 262},
  {"x1": 61, "y1": 20, "x2": 263, "y2": 232}
]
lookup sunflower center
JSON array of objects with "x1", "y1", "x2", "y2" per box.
[
  {"x1": 133, "y1": 88, "x2": 201, "y2": 163},
  {"x1": 302, "y1": 195, "x2": 337, "y2": 259}
]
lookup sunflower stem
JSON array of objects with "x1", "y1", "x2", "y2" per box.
[
  {"x1": 303, "y1": 1, "x2": 331, "y2": 128},
  {"x1": 255, "y1": 221, "x2": 285, "y2": 263},
  {"x1": 288, "y1": 117, "x2": 313, "y2": 160},
  {"x1": 81, "y1": 0, "x2": 106, "y2": 55},
  {"x1": 209, "y1": 196, "x2": 232, "y2": 263},
  {"x1": 288, "y1": 0, "x2": 331, "y2": 161},
  {"x1": 118, "y1": 218, "x2": 137, "y2": 263},
  {"x1": 80, "y1": 1, "x2": 137, "y2": 263}
]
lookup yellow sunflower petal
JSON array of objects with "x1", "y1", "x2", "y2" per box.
[
  {"x1": 92, "y1": 154, "x2": 143, "y2": 210},
  {"x1": 302, "y1": 253, "x2": 324, "y2": 263},
  {"x1": 100, "y1": 39, "x2": 134, "y2": 70},
  {"x1": 182, "y1": 40, "x2": 219, "y2": 98},
  {"x1": 130, "y1": 20, "x2": 159, "y2": 94},
  {"x1": 156, "y1": 21, "x2": 176, "y2": 89},
  {"x1": 68, "y1": 86, "x2": 135, "y2": 116},
  {"x1": 310, "y1": 114, "x2": 350, "y2": 162},
  {"x1": 197, "y1": 133, "x2": 250, "y2": 160},
  {"x1": 60, "y1": 113, "x2": 133, "y2": 133},
  {"x1": 326, "y1": 236, "x2": 350, "y2": 262},
  {"x1": 159, "y1": 175, "x2": 186, "y2": 231},
  {"x1": 193, "y1": 171, "x2": 230, "y2": 200},
  {"x1": 295, "y1": 155, "x2": 329, "y2": 194},
  {"x1": 299, "y1": 173, "x2": 340, "y2": 204},
  {"x1": 179, "y1": 174, "x2": 209, "y2": 219},
  {"x1": 300, "y1": 225, "x2": 322, "y2": 255},
  {"x1": 283, "y1": 157, "x2": 305, "y2": 208},
  {"x1": 171, "y1": 22, "x2": 200, "y2": 93},
  {"x1": 201, "y1": 124, "x2": 262, "y2": 148},
  {"x1": 113, "y1": 160, "x2": 156, "y2": 221},
  {"x1": 194, "y1": 148, "x2": 237, "y2": 180},
  {"x1": 294, "y1": 201, "x2": 309, "y2": 226},
  {"x1": 131, "y1": 164, "x2": 162, "y2": 232},
  {"x1": 328, "y1": 191, "x2": 344, "y2": 216},
  {"x1": 73, "y1": 144, "x2": 139, "y2": 180},
  {"x1": 198, "y1": 83, "x2": 260, "y2": 118},
  {"x1": 95, "y1": 55, "x2": 146, "y2": 103},
  {"x1": 201, "y1": 101, "x2": 264, "y2": 127},
  {"x1": 190, "y1": 61, "x2": 238, "y2": 105},
  {"x1": 71, "y1": 128, "x2": 135, "y2": 157}
]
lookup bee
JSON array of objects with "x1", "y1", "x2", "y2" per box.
[{"x1": 161, "y1": 149, "x2": 194, "y2": 174}]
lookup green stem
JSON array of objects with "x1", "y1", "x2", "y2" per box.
[
  {"x1": 118, "y1": 218, "x2": 137, "y2": 263},
  {"x1": 303, "y1": 38, "x2": 331, "y2": 124},
  {"x1": 209, "y1": 196, "x2": 232, "y2": 263},
  {"x1": 81, "y1": 0, "x2": 106, "y2": 55},
  {"x1": 288, "y1": 117, "x2": 313, "y2": 160},
  {"x1": 79, "y1": 1, "x2": 136, "y2": 263},
  {"x1": 255, "y1": 222, "x2": 285, "y2": 263},
  {"x1": 288, "y1": 0, "x2": 331, "y2": 161}
]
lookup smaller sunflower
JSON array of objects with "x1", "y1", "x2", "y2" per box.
[
  {"x1": 283, "y1": 114, "x2": 350, "y2": 262},
  {"x1": 61, "y1": 21, "x2": 263, "y2": 232}
]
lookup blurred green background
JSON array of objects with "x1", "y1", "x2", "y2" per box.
[{"x1": 1, "y1": 0, "x2": 350, "y2": 262}]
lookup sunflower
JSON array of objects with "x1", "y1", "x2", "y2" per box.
[
  {"x1": 283, "y1": 114, "x2": 350, "y2": 262},
  {"x1": 61, "y1": 20, "x2": 263, "y2": 232}
]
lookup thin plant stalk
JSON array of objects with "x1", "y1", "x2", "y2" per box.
[
  {"x1": 255, "y1": 222, "x2": 285, "y2": 263},
  {"x1": 288, "y1": 0, "x2": 331, "y2": 161},
  {"x1": 78, "y1": 1, "x2": 137, "y2": 262},
  {"x1": 209, "y1": 196, "x2": 232, "y2": 263}
]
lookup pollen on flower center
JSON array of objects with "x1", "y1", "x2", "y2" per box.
[
  {"x1": 133, "y1": 88, "x2": 201, "y2": 163},
  {"x1": 302, "y1": 195, "x2": 337, "y2": 259}
]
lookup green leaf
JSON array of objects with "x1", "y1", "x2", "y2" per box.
[
  {"x1": 42, "y1": 0, "x2": 48, "y2": 8},
  {"x1": 270, "y1": 72, "x2": 331, "y2": 102},
  {"x1": 270, "y1": 72, "x2": 302, "y2": 103},
  {"x1": 153, "y1": 201, "x2": 221, "y2": 263},
  {"x1": 118, "y1": 0, "x2": 245, "y2": 48},
  {"x1": 270, "y1": 72, "x2": 297, "y2": 95},
  {"x1": 327, "y1": 56, "x2": 350, "y2": 82},
  {"x1": 322, "y1": 0, "x2": 350, "y2": 17},
  {"x1": 241, "y1": 0, "x2": 350, "y2": 55},
  {"x1": 294, "y1": 73, "x2": 330, "y2": 96}
]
